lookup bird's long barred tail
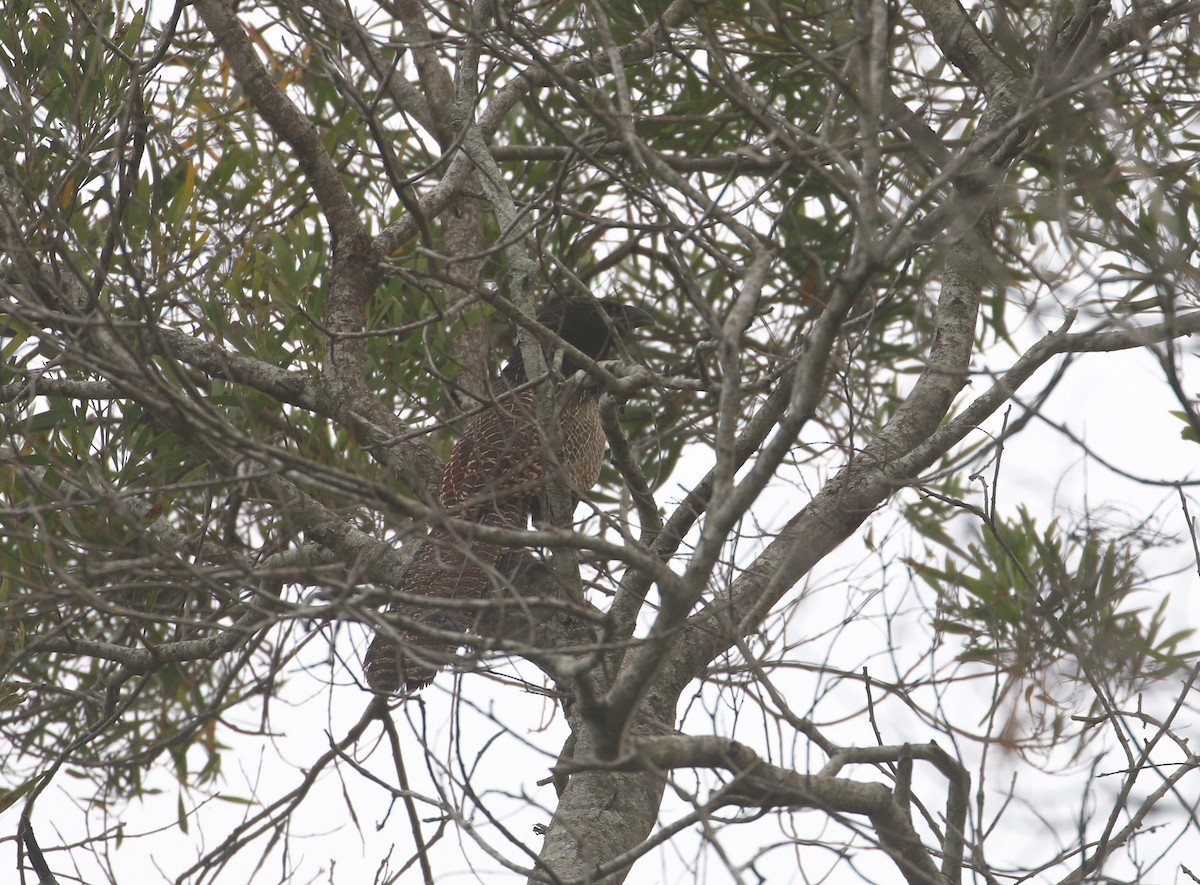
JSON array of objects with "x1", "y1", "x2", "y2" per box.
[{"x1": 363, "y1": 529, "x2": 508, "y2": 693}]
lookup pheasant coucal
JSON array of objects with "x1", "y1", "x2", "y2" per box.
[{"x1": 363, "y1": 298, "x2": 653, "y2": 694}]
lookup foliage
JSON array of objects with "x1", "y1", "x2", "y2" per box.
[{"x1": 1, "y1": 0, "x2": 1199, "y2": 883}]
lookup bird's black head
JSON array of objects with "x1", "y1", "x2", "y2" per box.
[{"x1": 503, "y1": 297, "x2": 653, "y2": 383}]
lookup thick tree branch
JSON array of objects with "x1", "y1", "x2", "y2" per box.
[{"x1": 558, "y1": 735, "x2": 953, "y2": 885}]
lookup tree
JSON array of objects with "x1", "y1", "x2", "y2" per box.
[{"x1": 2, "y1": 0, "x2": 1198, "y2": 882}]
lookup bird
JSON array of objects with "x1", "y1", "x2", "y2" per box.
[{"x1": 363, "y1": 297, "x2": 654, "y2": 694}]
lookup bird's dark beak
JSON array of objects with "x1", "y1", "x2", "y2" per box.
[{"x1": 621, "y1": 305, "x2": 655, "y2": 332}]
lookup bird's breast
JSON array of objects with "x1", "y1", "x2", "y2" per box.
[{"x1": 559, "y1": 393, "x2": 606, "y2": 493}]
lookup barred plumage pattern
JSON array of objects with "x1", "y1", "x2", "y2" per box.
[{"x1": 363, "y1": 299, "x2": 650, "y2": 694}]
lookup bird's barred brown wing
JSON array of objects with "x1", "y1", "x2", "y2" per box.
[{"x1": 363, "y1": 383, "x2": 605, "y2": 693}]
